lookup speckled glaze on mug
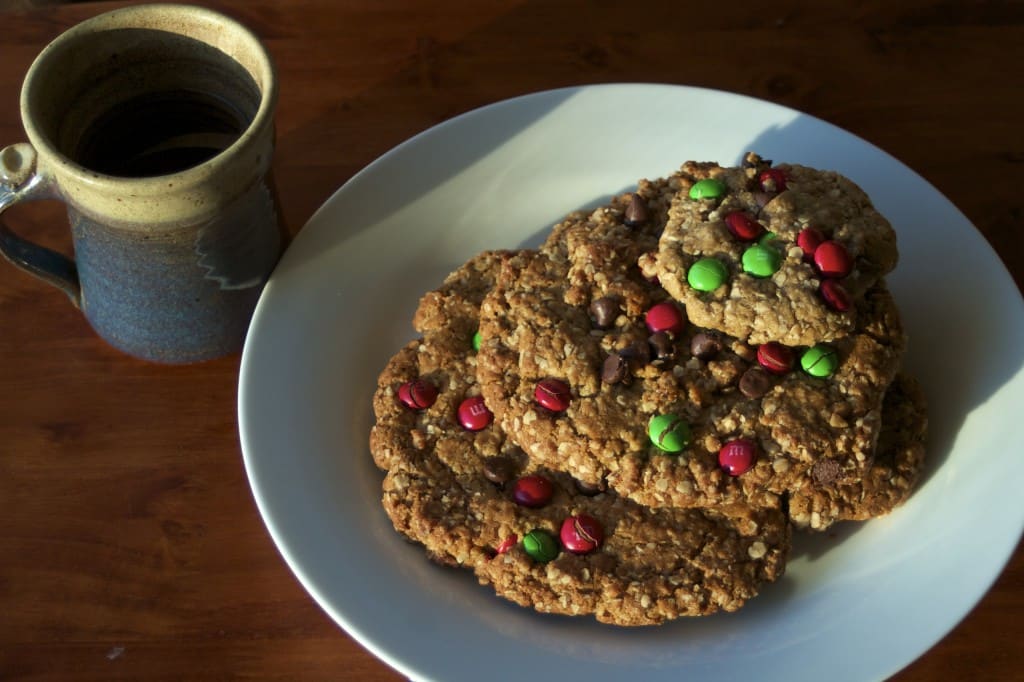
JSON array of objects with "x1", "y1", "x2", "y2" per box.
[{"x1": 0, "y1": 4, "x2": 282, "y2": 363}]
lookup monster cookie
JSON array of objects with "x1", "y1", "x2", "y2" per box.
[
  {"x1": 369, "y1": 252, "x2": 790, "y2": 625},
  {"x1": 477, "y1": 233, "x2": 905, "y2": 514},
  {"x1": 641, "y1": 153, "x2": 898, "y2": 346},
  {"x1": 370, "y1": 250, "x2": 513, "y2": 473},
  {"x1": 788, "y1": 373, "x2": 928, "y2": 530}
]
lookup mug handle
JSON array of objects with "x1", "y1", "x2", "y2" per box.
[{"x1": 0, "y1": 142, "x2": 81, "y2": 307}]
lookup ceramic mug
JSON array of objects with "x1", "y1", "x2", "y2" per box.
[{"x1": 0, "y1": 4, "x2": 283, "y2": 363}]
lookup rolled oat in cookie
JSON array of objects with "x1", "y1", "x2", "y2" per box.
[
  {"x1": 643, "y1": 153, "x2": 898, "y2": 346},
  {"x1": 370, "y1": 250, "x2": 789, "y2": 626}
]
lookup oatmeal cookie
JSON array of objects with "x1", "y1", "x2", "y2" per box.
[
  {"x1": 370, "y1": 252, "x2": 790, "y2": 625},
  {"x1": 370, "y1": 250, "x2": 512, "y2": 473},
  {"x1": 787, "y1": 373, "x2": 927, "y2": 530},
  {"x1": 641, "y1": 153, "x2": 898, "y2": 346}
]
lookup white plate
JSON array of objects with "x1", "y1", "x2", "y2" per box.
[{"x1": 238, "y1": 84, "x2": 1024, "y2": 681}]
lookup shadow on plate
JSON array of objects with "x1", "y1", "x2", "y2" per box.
[{"x1": 272, "y1": 87, "x2": 580, "y2": 277}]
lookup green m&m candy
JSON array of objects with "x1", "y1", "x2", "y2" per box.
[
  {"x1": 741, "y1": 243, "x2": 781, "y2": 278},
  {"x1": 687, "y1": 257, "x2": 728, "y2": 292},
  {"x1": 688, "y1": 178, "x2": 727, "y2": 200},
  {"x1": 522, "y1": 528, "x2": 559, "y2": 562},
  {"x1": 472, "y1": 330, "x2": 482, "y2": 351},
  {"x1": 648, "y1": 414, "x2": 690, "y2": 453},
  {"x1": 801, "y1": 343, "x2": 839, "y2": 378}
]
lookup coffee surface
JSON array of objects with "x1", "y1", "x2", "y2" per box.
[{"x1": 74, "y1": 89, "x2": 249, "y2": 177}]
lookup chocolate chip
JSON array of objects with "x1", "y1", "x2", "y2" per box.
[
  {"x1": 690, "y1": 331, "x2": 723, "y2": 360},
  {"x1": 574, "y1": 478, "x2": 606, "y2": 496},
  {"x1": 619, "y1": 339, "x2": 651, "y2": 370},
  {"x1": 624, "y1": 193, "x2": 649, "y2": 227},
  {"x1": 590, "y1": 296, "x2": 620, "y2": 329},
  {"x1": 738, "y1": 367, "x2": 773, "y2": 399},
  {"x1": 648, "y1": 331, "x2": 675, "y2": 362},
  {"x1": 482, "y1": 456, "x2": 517, "y2": 485},
  {"x1": 601, "y1": 353, "x2": 630, "y2": 385},
  {"x1": 812, "y1": 458, "x2": 842, "y2": 485}
]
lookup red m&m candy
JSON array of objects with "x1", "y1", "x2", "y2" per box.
[
  {"x1": 724, "y1": 211, "x2": 765, "y2": 241},
  {"x1": 757, "y1": 342, "x2": 795, "y2": 375},
  {"x1": 513, "y1": 475, "x2": 554, "y2": 508},
  {"x1": 719, "y1": 438, "x2": 757, "y2": 476},
  {"x1": 397, "y1": 379, "x2": 438, "y2": 411},
  {"x1": 820, "y1": 279, "x2": 852, "y2": 312},
  {"x1": 534, "y1": 378, "x2": 571, "y2": 412},
  {"x1": 560, "y1": 514, "x2": 604, "y2": 554},
  {"x1": 813, "y1": 240, "x2": 853, "y2": 279},
  {"x1": 457, "y1": 395, "x2": 493, "y2": 431},
  {"x1": 758, "y1": 168, "x2": 787, "y2": 193},
  {"x1": 796, "y1": 227, "x2": 825, "y2": 259},
  {"x1": 495, "y1": 535, "x2": 518, "y2": 556},
  {"x1": 645, "y1": 301, "x2": 686, "y2": 336}
]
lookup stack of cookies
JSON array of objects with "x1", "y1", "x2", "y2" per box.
[{"x1": 369, "y1": 153, "x2": 927, "y2": 626}]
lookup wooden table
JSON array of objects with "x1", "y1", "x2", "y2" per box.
[{"x1": 1, "y1": 1, "x2": 1021, "y2": 679}]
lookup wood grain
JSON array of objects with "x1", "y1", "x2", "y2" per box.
[{"x1": 1, "y1": 1, "x2": 1021, "y2": 680}]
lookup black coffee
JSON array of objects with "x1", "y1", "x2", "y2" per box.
[
  {"x1": 75, "y1": 89, "x2": 251, "y2": 177},
  {"x1": 60, "y1": 29, "x2": 262, "y2": 178}
]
